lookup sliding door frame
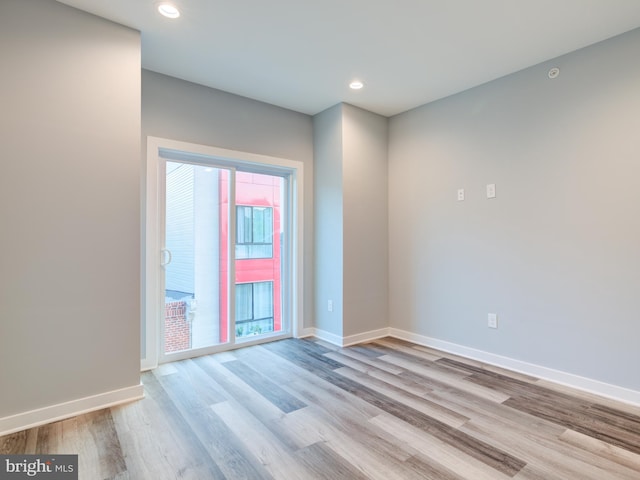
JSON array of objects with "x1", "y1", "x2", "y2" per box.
[{"x1": 143, "y1": 136, "x2": 304, "y2": 370}]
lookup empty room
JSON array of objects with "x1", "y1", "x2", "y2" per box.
[{"x1": 1, "y1": 0, "x2": 639, "y2": 479}]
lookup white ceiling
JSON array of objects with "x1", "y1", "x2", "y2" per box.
[{"x1": 57, "y1": 0, "x2": 640, "y2": 117}]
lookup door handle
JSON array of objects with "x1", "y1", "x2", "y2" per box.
[{"x1": 160, "y1": 248, "x2": 172, "y2": 267}]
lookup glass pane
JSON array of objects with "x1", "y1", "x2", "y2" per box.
[
  {"x1": 235, "y1": 281, "x2": 274, "y2": 338},
  {"x1": 164, "y1": 162, "x2": 229, "y2": 353},
  {"x1": 237, "y1": 206, "x2": 251, "y2": 244},
  {"x1": 235, "y1": 244, "x2": 249, "y2": 260},
  {"x1": 235, "y1": 283, "x2": 252, "y2": 322},
  {"x1": 235, "y1": 173, "x2": 285, "y2": 338},
  {"x1": 245, "y1": 244, "x2": 272, "y2": 258},
  {"x1": 235, "y1": 205, "x2": 274, "y2": 259},
  {"x1": 253, "y1": 207, "x2": 266, "y2": 243},
  {"x1": 253, "y1": 281, "x2": 273, "y2": 319},
  {"x1": 265, "y1": 208, "x2": 273, "y2": 242}
]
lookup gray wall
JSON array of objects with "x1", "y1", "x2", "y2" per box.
[
  {"x1": 342, "y1": 105, "x2": 389, "y2": 336},
  {"x1": 313, "y1": 104, "x2": 344, "y2": 335},
  {"x1": 142, "y1": 70, "x2": 315, "y2": 333},
  {"x1": 314, "y1": 104, "x2": 389, "y2": 337},
  {"x1": 388, "y1": 28, "x2": 640, "y2": 390},
  {"x1": 0, "y1": 0, "x2": 141, "y2": 417}
]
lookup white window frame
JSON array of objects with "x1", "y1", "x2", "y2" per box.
[{"x1": 142, "y1": 136, "x2": 304, "y2": 370}]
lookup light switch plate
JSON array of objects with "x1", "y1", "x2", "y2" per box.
[
  {"x1": 488, "y1": 313, "x2": 498, "y2": 328},
  {"x1": 486, "y1": 184, "x2": 496, "y2": 199}
]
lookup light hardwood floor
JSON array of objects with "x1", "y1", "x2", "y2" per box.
[{"x1": 2, "y1": 337, "x2": 639, "y2": 479}]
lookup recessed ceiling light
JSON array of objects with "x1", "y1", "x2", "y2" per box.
[
  {"x1": 158, "y1": 3, "x2": 180, "y2": 19},
  {"x1": 548, "y1": 67, "x2": 560, "y2": 79},
  {"x1": 349, "y1": 80, "x2": 364, "y2": 90}
]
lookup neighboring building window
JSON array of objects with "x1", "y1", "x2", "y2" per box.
[
  {"x1": 236, "y1": 281, "x2": 274, "y2": 337},
  {"x1": 236, "y1": 206, "x2": 273, "y2": 259}
]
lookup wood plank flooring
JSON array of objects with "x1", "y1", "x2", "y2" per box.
[{"x1": 2, "y1": 337, "x2": 639, "y2": 479}]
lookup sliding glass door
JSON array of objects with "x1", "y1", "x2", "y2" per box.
[
  {"x1": 158, "y1": 157, "x2": 290, "y2": 362},
  {"x1": 234, "y1": 172, "x2": 285, "y2": 339},
  {"x1": 162, "y1": 162, "x2": 231, "y2": 356}
]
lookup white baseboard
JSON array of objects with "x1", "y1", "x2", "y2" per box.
[
  {"x1": 0, "y1": 383, "x2": 144, "y2": 437},
  {"x1": 342, "y1": 328, "x2": 390, "y2": 347},
  {"x1": 308, "y1": 328, "x2": 344, "y2": 346},
  {"x1": 297, "y1": 327, "x2": 317, "y2": 339},
  {"x1": 389, "y1": 328, "x2": 640, "y2": 407},
  {"x1": 141, "y1": 357, "x2": 157, "y2": 372},
  {"x1": 307, "y1": 327, "x2": 390, "y2": 347}
]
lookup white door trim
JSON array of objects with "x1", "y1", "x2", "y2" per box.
[{"x1": 143, "y1": 136, "x2": 304, "y2": 370}]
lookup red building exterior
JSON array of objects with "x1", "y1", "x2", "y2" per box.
[{"x1": 219, "y1": 171, "x2": 282, "y2": 342}]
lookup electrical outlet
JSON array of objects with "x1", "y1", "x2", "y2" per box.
[
  {"x1": 486, "y1": 183, "x2": 496, "y2": 199},
  {"x1": 457, "y1": 188, "x2": 465, "y2": 201},
  {"x1": 488, "y1": 313, "x2": 498, "y2": 328},
  {"x1": 328, "y1": 300, "x2": 333, "y2": 312}
]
